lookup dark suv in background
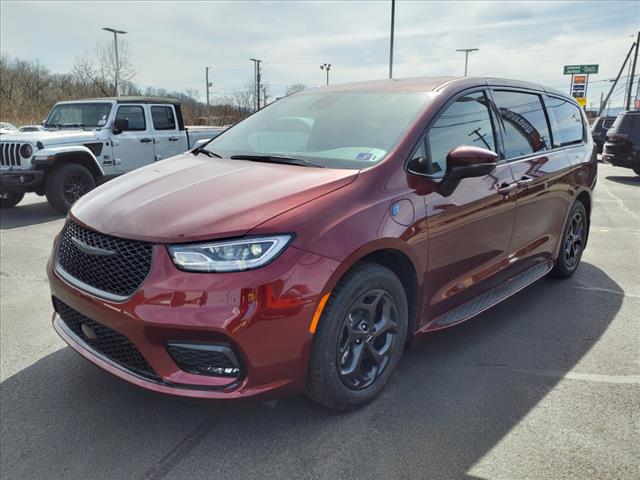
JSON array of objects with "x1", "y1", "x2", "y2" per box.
[
  {"x1": 591, "y1": 115, "x2": 617, "y2": 153},
  {"x1": 603, "y1": 110, "x2": 640, "y2": 176}
]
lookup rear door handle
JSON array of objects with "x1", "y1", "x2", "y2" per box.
[
  {"x1": 168, "y1": 136, "x2": 179, "y2": 142},
  {"x1": 516, "y1": 177, "x2": 534, "y2": 187},
  {"x1": 140, "y1": 138, "x2": 153, "y2": 143},
  {"x1": 497, "y1": 182, "x2": 518, "y2": 196}
]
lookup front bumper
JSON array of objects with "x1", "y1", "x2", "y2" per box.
[
  {"x1": 0, "y1": 169, "x2": 44, "y2": 193},
  {"x1": 48, "y1": 242, "x2": 341, "y2": 399}
]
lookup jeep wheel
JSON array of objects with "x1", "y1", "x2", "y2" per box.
[
  {"x1": 0, "y1": 192, "x2": 25, "y2": 208},
  {"x1": 45, "y1": 163, "x2": 96, "y2": 214},
  {"x1": 306, "y1": 262, "x2": 408, "y2": 410},
  {"x1": 550, "y1": 201, "x2": 587, "y2": 278}
]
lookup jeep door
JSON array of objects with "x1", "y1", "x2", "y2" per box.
[
  {"x1": 150, "y1": 105, "x2": 188, "y2": 160},
  {"x1": 112, "y1": 104, "x2": 155, "y2": 172},
  {"x1": 490, "y1": 89, "x2": 575, "y2": 270},
  {"x1": 421, "y1": 90, "x2": 518, "y2": 324}
]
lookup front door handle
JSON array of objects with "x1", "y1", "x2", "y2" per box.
[
  {"x1": 168, "y1": 136, "x2": 179, "y2": 142},
  {"x1": 140, "y1": 138, "x2": 153, "y2": 143},
  {"x1": 497, "y1": 182, "x2": 517, "y2": 196}
]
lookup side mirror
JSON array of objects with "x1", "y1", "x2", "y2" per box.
[
  {"x1": 439, "y1": 146, "x2": 498, "y2": 197},
  {"x1": 112, "y1": 118, "x2": 129, "y2": 134},
  {"x1": 406, "y1": 155, "x2": 433, "y2": 175}
]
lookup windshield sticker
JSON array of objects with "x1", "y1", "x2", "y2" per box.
[
  {"x1": 357, "y1": 152, "x2": 376, "y2": 161},
  {"x1": 98, "y1": 119, "x2": 106, "y2": 126}
]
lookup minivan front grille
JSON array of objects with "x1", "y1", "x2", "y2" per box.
[
  {"x1": 53, "y1": 297, "x2": 159, "y2": 381},
  {"x1": 0, "y1": 142, "x2": 24, "y2": 168},
  {"x1": 56, "y1": 221, "x2": 153, "y2": 299}
]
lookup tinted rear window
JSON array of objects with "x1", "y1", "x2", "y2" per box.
[
  {"x1": 151, "y1": 106, "x2": 176, "y2": 130},
  {"x1": 603, "y1": 118, "x2": 616, "y2": 129},
  {"x1": 546, "y1": 97, "x2": 584, "y2": 147},
  {"x1": 610, "y1": 113, "x2": 640, "y2": 133},
  {"x1": 492, "y1": 90, "x2": 551, "y2": 158}
]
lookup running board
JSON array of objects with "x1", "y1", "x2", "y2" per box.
[{"x1": 423, "y1": 260, "x2": 553, "y2": 332}]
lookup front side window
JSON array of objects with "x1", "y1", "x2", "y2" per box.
[
  {"x1": 115, "y1": 106, "x2": 146, "y2": 131},
  {"x1": 151, "y1": 106, "x2": 176, "y2": 130},
  {"x1": 427, "y1": 91, "x2": 496, "y2": 175},
  {"x1": 492, "y1": 90, "x2": 551, "y2": 158},
  {"x1": 205, "y1": 91, "x2": 435, "y2": 169},
  {"x1": 44, "y1": 103, "x2": 112, "y2": 129},
  {"x1": 546, "y1": 97, "x2": 584, "y2": 147}
]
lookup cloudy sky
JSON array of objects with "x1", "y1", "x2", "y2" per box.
[{"x1": 1, "y1": 0, "x2": 639, "y2": 109}]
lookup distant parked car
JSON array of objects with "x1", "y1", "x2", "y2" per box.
[
  {"x1": 19, "y1": 125, "x2": 45, "y2": 132},
  {"x1": 591, "y1": 115, "x2": 617, "y2": 154},
  {"x1": 603, "y1": 109, "x2": 640, "y2": 176},
  {"x1": 0, "y1": 122, "x2": 18, "y2": 135}
]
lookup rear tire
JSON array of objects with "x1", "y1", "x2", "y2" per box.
[
  {"x1": 0, "y1": 192, "x2": 24, "y2": 208},
  {"x1": 550, "y1": 201, "x2": 587, "y2": 278},
  {"x1": 306, "y1": 262, "x2": 408, "y2": 410},
  {"x1": 45, "y1": 163, "x2": 96, "y2": 214}
]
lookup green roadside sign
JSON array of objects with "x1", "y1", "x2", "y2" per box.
[{"x1": 563, "y1": 64, "x2": 599, "y2": 75}]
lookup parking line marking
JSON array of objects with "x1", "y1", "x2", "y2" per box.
[
  {"x1": 477, "y1": 363, "x2": 640, "y2": 385},
  {"x1": 559, "y1": 283, "x2": 640, "y2": 299},
  {"x1": 1, "y1": 218, "x2": 64, "y2": 232},
  {"x1": 600, "y1": 183, "x2": 640, "y2": 223}
]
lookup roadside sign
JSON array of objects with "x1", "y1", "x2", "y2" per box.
[
  {"x1": 573, "y1": 75, "x2": 587, "y2": 84},
  {"x1": 564, "y1": 64, "x2": 599, "y2": 75},
  {"x1": 572, "y1": 84, "x2": 586, "y2": 92},
  {"x1": 576, "y1": 97, "x2": 587, "y2": 107}
]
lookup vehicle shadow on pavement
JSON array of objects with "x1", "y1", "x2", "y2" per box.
[
  {"x1": 605, "y1": 175, "x2": 640, "y2": 186},
  {"x1": 0, "y1": 200, "x2": 63, "y2": 230},
  {"x1": 0, "y1": 263, "x2": 624, "y2": 480}
]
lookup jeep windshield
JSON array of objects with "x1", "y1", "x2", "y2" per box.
[
  {"x1": 44, "y1": 103, "x2": 112, "y2": 129},
  {"x1": 205, "y1": 91, "x2": 435, "y2": 169}
]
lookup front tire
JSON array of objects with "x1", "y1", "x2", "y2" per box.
[
  {"x1": 550, "y1": 201, "x2": 588, "y2": 278},
  {"x1": 45, "y1": 163, "x2": 96, "y2": 214},
  {"x1": 306, "y1": 262, "x2": 408, "y2": 410},
  {"x1": 0, "y1": 192, "x2": 25, "y2": 208}
]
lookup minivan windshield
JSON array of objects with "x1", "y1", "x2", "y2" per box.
[
  {"x1": 44, "y1": 103, "x2": 112, "y2": 129},
  {"x1": 205, "y1": 91, "x2": 435, "y2": 168}
]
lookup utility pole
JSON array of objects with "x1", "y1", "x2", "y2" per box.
[
  {"x1": 320, "y1": 63, "x2": 331, "y2": 85},
  {"x1": 102, "y1": 27, "x2": 127, "y2": 96},
  {"x1": 250, "y1": 58, "x2": 262, "y2": 111},
  {"x1": 456, "y1": 48, "x2": 479, "y2": 77},
  {"x1": 205, "y1": 66, "x2": 212, "y2": 107},
  {"x1": 389, "y1": 0, "x2": 395, "y2": 79},
  {"x1": 598, "y1": 40, "x2": 637, "y2": 116},
  {"x1": 625, "y1": 31, "x2": 639, "y2": 110},
  {"x1": 262, "y1": 85, "x2": 267, "y2": 108}
]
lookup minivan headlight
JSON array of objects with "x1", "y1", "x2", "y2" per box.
[{"x1": 167, "y1": 235, "x2": 293, "y2": 272}]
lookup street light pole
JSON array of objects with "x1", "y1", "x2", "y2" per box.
[
  {"x1": 250, "y1": 58, "x2": 262, "y2": 111},
  {"x1": 389, "y1": 0, "x2": 395, "y2": 79},
  {"x1": 206, "y1": 66, "x2": 212, "y2": 107},
  {"x1": 456, "y1": 48, "x2": 479, "y2": 77},
  {"x1": 102, "y1": 27, "x2": 127, "y2": 96},
  {"x1": 320, "y1": 63, "x2": 331, "y2": 85}
]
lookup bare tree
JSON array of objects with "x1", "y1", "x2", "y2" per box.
[
  {"x1": 72, "y1": 40, "x2": 136, "y2": 96},
  {"x1": 285, "y1": 83, "x2": 307, "y2": 96}
]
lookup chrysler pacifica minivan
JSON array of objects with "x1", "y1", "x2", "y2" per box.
[{"x1": 48, "y1": 77, "x2": 596, "y2": 410}]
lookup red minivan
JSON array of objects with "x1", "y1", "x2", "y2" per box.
[{"x1": 48, "y1": 77, "x2": 596, "y2": 410}]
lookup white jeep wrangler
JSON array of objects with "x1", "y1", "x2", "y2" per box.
[{"x1": 0, "y1": 97, "x2": 225, "y2": 213}]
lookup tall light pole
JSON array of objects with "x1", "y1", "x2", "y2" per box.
[
  {"x1": 456, "y1": 48, "x2": 479, "y2": 77},
  {"x1": 320, "y1": 63, "x2": 331, "y2": 85},
  {"x1": 102, "y1": 27, "x2": 127, "y2": 96},
  {"x1": 205, "y1": 66, "x2": 212, "y2": 106},
  {"x1": 389, "y1": 0, "x2": 395, "y2": 79},
  {"x1": 250, "y1": 58, "x2": 262, "y2": 111}
]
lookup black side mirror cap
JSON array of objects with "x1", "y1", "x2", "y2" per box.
[
  {"x1": 112, "y1": 118, "x2": 129, "y2": 135},
  {"x1": 407, "y1": 156, "x2": 433, "y2": 176}
]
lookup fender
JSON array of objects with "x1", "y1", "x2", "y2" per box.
[{"x1": 33, "y1": 145, "x2": 105, "y2": 177}]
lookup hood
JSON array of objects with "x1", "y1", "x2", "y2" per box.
[
  {"x1": 72, "y1": 153, "x2": 358, "y2": 243},
  {"x1": 0, "y1": 129, "x2": 101, "y2": 146}
]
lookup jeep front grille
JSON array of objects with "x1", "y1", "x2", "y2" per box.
[
  {"x1": 0, "y1": 142, "x2": 24, "y2": 168},
  {"x1": 56, "y1": 220, "x2": 153, "y2": 300}
]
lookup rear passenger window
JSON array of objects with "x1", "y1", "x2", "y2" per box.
[
  {"x1": 115, "y1": 106, "x2": 146, "y2": 131},
  {"x1": 546, "y1": 97, "x2": 584, "y2": 147},
  {"x1": 151, "y1": 106, "x2": 176, "y2": 130},
  {"x1": 492, "y1": 90, "x2": 551, "y2": 158},
  {"x1": 427, "y1": 91, "x2": 496, "y2": 175}
]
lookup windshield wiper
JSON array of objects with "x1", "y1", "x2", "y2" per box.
[
  {"x1": 192, "y1": 147, "x2": 222, "y2": 158},
  {"x1": 229, "y1": 154, "x2": 325, "y2": 168}
]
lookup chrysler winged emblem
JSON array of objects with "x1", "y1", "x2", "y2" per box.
[{"x1": 71, "y1": 236, "x2": 116, "y2": 257}]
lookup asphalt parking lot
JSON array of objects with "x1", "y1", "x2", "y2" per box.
[{"x1": 1, "y1": 161, "x2": 638, "y2": 480}]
